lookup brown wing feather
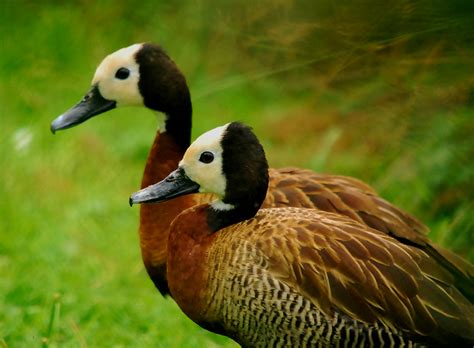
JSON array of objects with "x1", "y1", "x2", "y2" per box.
[
  {"x1": 266, "y1": 167, "x2": 429, "y2": 242},
  {"x1": 265, "y1": 167, "x2": 474, "y2": 299},
  {"x1": 198, "y1": 167, "x2": 473, "y2": 305},
  {"x1": 238, "y1": 208, "x2": 474, "y2": 343}
]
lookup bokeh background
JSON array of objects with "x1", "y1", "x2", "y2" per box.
[{"x1": 1, "y1": 0, "x2": 473, "y2": 346}]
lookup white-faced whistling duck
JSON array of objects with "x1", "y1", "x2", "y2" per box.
[
  {"x1": 51, "y1": 43, "x2": 473, "y2": 299},
  {"x1": 130, "y1": 122, "x2": 474, "y2": 347}
]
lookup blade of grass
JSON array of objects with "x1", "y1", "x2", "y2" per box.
[{"x1": 42, "y1": 293, "x2": 61, "y2": 348}]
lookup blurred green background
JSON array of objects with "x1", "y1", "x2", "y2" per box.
[{"x1": 1, "y1": 0, "x2": 473, "y2": 346}]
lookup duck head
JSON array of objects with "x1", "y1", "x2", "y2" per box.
[
  {"x1": 130, "y1": 122, "x2": 269, "y2": 229},
  {"x1": 51, "y1": 43, "x2": 191, "y2": 145}
]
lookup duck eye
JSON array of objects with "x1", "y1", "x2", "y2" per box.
[
  {"x1": 199, "y1": 151, "x2": 214, "y2": 164},
  {"x1": 115, "y1": 67, "x2": 130, "y2": 80}
]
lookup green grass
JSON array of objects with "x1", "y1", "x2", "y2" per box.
[{"x1": 1, "y1": 1, "x2": 473, "y2": 346}]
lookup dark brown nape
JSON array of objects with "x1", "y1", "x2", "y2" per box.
[
  {"x1": 206, "y1": 123, "x2": 269, "y2": 232},
  {"x1": 222, "y1": 123, "x2": 269, "y2": 208},
  {"x1": 135, "y1": 43, "x2": 192, "y2": 151}
]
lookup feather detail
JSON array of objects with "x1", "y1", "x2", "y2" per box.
[{"x1": 150, "y1": 206, "x2": 473, "y2": 346}]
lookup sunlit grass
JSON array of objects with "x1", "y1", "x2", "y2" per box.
[{"x1": 1, "y1": 1, "x2": 473, "y2": 346}]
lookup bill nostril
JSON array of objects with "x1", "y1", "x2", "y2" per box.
[
  {"x1": 82, "y1": 93, "x2": 91, "y2": 102},
  {"x1": 165, "y1": 175, "x2": 176, "y2": 182}
]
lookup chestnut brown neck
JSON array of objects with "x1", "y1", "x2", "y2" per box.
[
  {"x1": 167, "y1": 205, "x2": 216, "y2": 325},
  {"x1": 139, "y1": 130, "x2": 195, "y2": 296}
]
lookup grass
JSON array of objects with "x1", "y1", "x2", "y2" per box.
[{"x1": 1, "y1": 1, "x2": 473, "y2": 346}]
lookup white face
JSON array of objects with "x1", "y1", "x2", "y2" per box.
[
  {"x1": 92, "y1": 43, "x2": 144, "y2": 107},
  {"x1": 179, "y1": 124, "x2": 230, "y2": 199}
]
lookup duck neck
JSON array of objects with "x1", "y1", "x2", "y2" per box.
[
  {"x1": 141, "y1": 101, "x2": 192, "y2": 186},
  {"x1": 206, "y1": 201, "x2": 262, "y2": 233},
  {"x1": 139, "y1": 103, "x2": 193, "y2": 296},
  {"x1": 163, "y1": 98, "x2": 192, "y2": 152},
  {"x1": 167, "y1": 202, "x2": 261, "y2": 325},
  {"x1": 166, "y1": 205, "x2": 216, "y2": 326},
  {"x1": 141, "y1": 77, "x2": 193, "y2": 153}
]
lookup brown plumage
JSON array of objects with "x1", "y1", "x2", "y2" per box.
[
  {"x1": 140, "y1": 132, "x2": 472, "y2": 298},
  {"x1": 264, "y1": 167, "x2": 429, "y2": 242},
  {"x1": 131, "y1": 122, "x2": 474, "y2": 346},
  {"x1": 168, "y1": 206, "x2": 473, "y2": 346},
  {"x1": 51, "y1": 43, "x2": 472, "y2": 299}
]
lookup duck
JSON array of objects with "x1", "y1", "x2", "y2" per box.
[
  {"x1": 129, "y1": 122, "x2": 474, "y2": 347},
  {"x1": 51, "y1": 43, "x2": 473, "y2": 297}
]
